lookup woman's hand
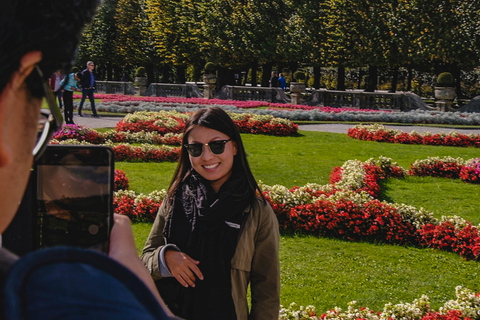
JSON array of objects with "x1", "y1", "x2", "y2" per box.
[{"x1": 165, "y1": 250, "x2": 204, "y2": 287}]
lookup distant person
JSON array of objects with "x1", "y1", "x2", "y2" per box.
[
  {"x1": 270, "y1": 71, "x2": 279, "y2": 88},
  {"x1": 78, "y1": 61, "x2": 98, "y2": 117},
  {"x1": 59, "y1": 71, "x2": 82, "y2": 124},
  {"x1": 49, "y1": 70, "x2": 64, "y2": 108},
  {"x1": 278, "y1": 73, "x2": 287, "y2": 90}
]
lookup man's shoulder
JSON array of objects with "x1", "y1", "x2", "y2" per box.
[{"x1": 3, "y1": 247, "x2": 174, "y2": 319}]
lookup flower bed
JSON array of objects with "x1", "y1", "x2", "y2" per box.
[
  {"x1": 114, "y1": 169, "x2": 129, "y2": 191},
  {"x1": 116, "y1": 111, "x2": 299, "y2": 136},
  {"x1": 52, "y1": 124, "x2": 183, "y2": 146},
  {"x1": 409, "y1": 157, "x2": 480, "y2": 184},
  {"x1": 279, "y1": 286, "x2": 480, "y2": 320},
  {"x1": 115, "y1": 111, "x2": 188, "y2": 134},
  {"x1": 348, "y1": 124, "x2": 480, "y2": 148},
  {"x1": 460, "y1": 158, "x2": 480, "y2": 184},
  {"x1": 113, "y1": 155, "x2": 480, "y2": 261},
  {"x1": 50, "y1": 138, "x2": 181, "y2": 163},
  {"x1": 50, "y1": 110, "x2": 298, "y2": 162}
]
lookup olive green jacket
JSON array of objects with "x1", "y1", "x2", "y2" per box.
[{"x1": 140, "y1": 197, "x2": 280, "y2": 320}]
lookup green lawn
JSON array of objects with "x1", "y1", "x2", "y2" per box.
[{"x1": 121, "y1": 130, "x2": 480, "y2": 313}]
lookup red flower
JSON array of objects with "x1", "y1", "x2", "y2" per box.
[{"x1": 114, "y1": 169, "x2": 129, "y2": 191}]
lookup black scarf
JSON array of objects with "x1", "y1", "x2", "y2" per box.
[{"x1": 158, "y1": 171, "x2": 251, "y2": 320}]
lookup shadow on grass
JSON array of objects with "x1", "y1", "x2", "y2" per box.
[
  {"x1": 378, "y1": 178, "x2": 399, "y2": 203},
  {"x1": 290, "y1": 131, "x2": 306, "y2": 138}
]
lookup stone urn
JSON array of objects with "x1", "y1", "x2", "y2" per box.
[
  {"x1": 289, "y1": 82, "x2": 306, "y2": 104},
  {"x1": 202, "y1": 74, "x2": 216, "y2": 99},
  {"x1": 434, "y1": 72, "x2": 455, "y2": 111},
  {"x1": 134, "y1": 76, "x2": 148, "y2": 95},
  {"x1": 289, "y1": 82, "x2": 306, "y2": 93},
  {"x1": 434, "y1": 87, "x2": 455, "y2": 111},
  {"x1": 434, "y1": 87, "x2": 455, "y2": 100},
  {"x1": 203, "y1": 74, "x2": 217, "y2": 85}
]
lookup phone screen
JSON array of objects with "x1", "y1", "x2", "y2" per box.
[{"x1": 35, "y1": 145, "x2": 114, "y2": 253}]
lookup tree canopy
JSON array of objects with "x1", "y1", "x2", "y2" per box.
[{"x1": 76, "y1": 0, "x2": 480, "y2": 91}]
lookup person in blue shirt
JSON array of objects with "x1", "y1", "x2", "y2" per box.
[
  {"x1": 278, "y1": 73, "x2": 287, "y2": 90},
  {"x1": 59, "y1": 72, "x2": 82, "y2": 124}
]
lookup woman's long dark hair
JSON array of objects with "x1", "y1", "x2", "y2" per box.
[{"x1": 167, "y1": 107, "x2": 263, "y2": 206}]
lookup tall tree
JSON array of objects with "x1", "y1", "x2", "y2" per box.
[
  {"x1": 408, "y1": 0, "x2": 480, "y2": 94},
  {"x1": 77, "y1": 0, "x2": 120, "y2": 80},
  {"x1": 280, "y1": 0, "x2": 327, "y2": 88},
  {"x1": 114, "y1": 0, "x2": 148, "y2": 79},
  {"x1": 203, "y1": 0, "x2": 287, "y2": 86},
  {"x1": 145, "y1": 0, "x2": 205, "y2": 82}
]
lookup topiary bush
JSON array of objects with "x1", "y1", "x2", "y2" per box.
[
  {"x1": 436, "y1": 72, "x2": 454, "y2": 87},
  {"x1": 135, "y1": 67, "x2": 146, "y2": 77},
  {"x1": 204, "y1": 62, "x2": 216, "y2": 74},
  {"x1": 293, "y1": 70, "x2": 306, "y2": 81}
]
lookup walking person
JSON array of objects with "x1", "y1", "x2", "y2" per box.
[
  {"x1": 270, "y1": 71, "x2": 279, "y2": 87},
  {"x1": 59, "y1": 71, "x2": 82, "y2": 124},
  {"x1": 49, "y1": 70, "x2": 64, "y2": 108},
  {"x1": 78, "y1": 61, "x2": 98, "y2": 117},
  {"x1": 278, "y1": 73, "x2": 287, "y2": 90},
  {"x1": 141, "y1": 107, "x2": 280, "y2": 319}
]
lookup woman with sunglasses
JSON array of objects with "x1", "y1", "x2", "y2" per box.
[{"x1": 141, "y1": 107, "x2": 280, "y2": 320}]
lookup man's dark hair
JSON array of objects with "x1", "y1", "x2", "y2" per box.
[{"x1": 0, "y1": 0, "x2": 100, "y2": 97}]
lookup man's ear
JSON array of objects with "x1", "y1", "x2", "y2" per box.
[
  {"x1": 0, "y1": 51, "x2": 42, "y2": 167},
  {"x1": 11, "y1": 51, "x2": 42, "y2": 90}
]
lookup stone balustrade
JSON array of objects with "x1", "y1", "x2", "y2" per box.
[
  {"x1": 94, "y1": 81, "x2": 429, "y2": 111},
  {"x1": 146, "y1": 83, "x2": 203, "y2": 98},
  {"x1": 311, "y1": 89, "x2": 412, "y2": 111},
  {"x1": 95, "y1": 81, "x2": 135, "y2": 95}
]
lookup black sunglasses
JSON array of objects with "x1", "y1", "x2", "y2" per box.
[
  {"x1": 33, "y1": 66, "x2": 64, "y2": 161},
  {"x1": 184, "y1": 139, "x2": 232, "y2": 157}
]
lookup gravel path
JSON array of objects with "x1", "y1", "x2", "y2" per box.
[{"x1": 71, "y1": 113, "x2": 480, "y2": 135}]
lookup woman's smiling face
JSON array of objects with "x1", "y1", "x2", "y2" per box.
[{"x1": 187, "y1": 126, "x2": 237, "y2": 192}]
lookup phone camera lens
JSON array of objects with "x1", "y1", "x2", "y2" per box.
[{"x1": 88, "y1": 224, "x2": 99, "y2": 235}]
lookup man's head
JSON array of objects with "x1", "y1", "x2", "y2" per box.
[
  {"x1": 87, "y1": 61, "x2": 95, "y2": 71},
  {"x1": 0, "y1": 0, "x2": 99, "y2": 232}
]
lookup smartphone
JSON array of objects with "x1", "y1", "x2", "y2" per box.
[{"x1": 34, "y1": 145, "x2": 114, "y2": 253}]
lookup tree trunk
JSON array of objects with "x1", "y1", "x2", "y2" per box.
[
  {"x1": 250, "y1": 60, "x2": 258, "y2": 87},
  {"x1": 146, "y1": 64, "x2": 154, "y2": 84},
  {"x1": 406, "y1": 67, "x2": 413, "y2": 91},
  {"x1": 313, "y1": 66, "x2": 321, "y2": 89},
  {"x1": 216, "y1": 66, "x2": 236, "y2": 91},
  {"x1": 389, "y1": 67, "x2": 398, "y2": 93},
  {"x1": 113, "y1": 66, "x2": 122, "y2": 81},
  {"x1": 357, "y1": 68, "x2": 363, "y2": 89},
  {"x1": 261, "y1": 63, "x2": 273, "y2": 87},
  {"x1": 175, "y1": 65, "x2": 186, "y2": 84},
  {"x1": 106, "y1": 64, "x2": 113, "y2": 81},
  {"x1": 337, "y1": 65, "x2": 345, "y2": 91},
  {"x1": 452, "y1": 64, "x2": 462, "y2": 98},
  {"x1": 365, "y1": 65, "x2": 378, "y2": 92},
  {"x1": 160, "y1": 64, "x2": 172, "y2": 83}
]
